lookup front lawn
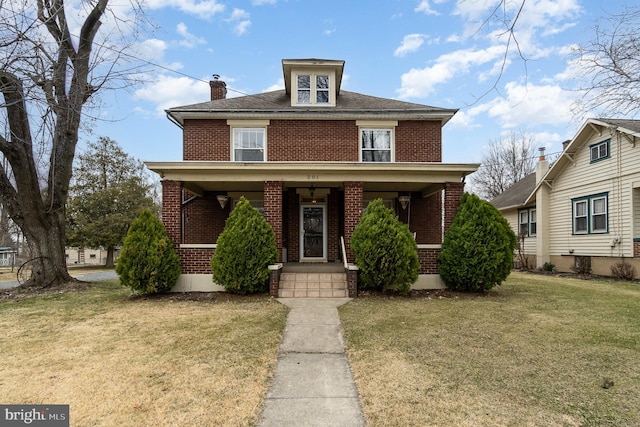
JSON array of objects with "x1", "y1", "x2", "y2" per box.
[
  {"x1": 0, "y1": 281, "x2": 288, "y2": 426},
  {"x1": 340, "y1": 272, "x2": 640, "y2": 426}
]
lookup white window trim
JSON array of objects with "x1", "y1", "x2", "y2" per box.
[
  {"x1": 529, "y1": 208, "x2": 537, "y2": 236},
  {"x1": 356, "y1": 124, "x2": 398, "y2": 163},
  {"x1": 228, "y1": 121, "x2": 269, "y2": 162},
  {"x1": 590, "y1": 196, "x2": 608, "y2": 233},
  {"x1": 292, "y1": 72, "x2": 335, "y2": 107},
  {"x1": 589, "y1": 139, "x2": 610, "y2": 163},
  {"x1": 573, "y1": 199, "x2": 588, "y2": 234}
]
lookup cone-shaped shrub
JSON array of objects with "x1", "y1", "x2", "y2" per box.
[
  {"x1": 211, "y1": 196, "x2": 278, "y2": 294},
  {"x1": 350, "y1": 198, "x2": 419, "y2": 294},
  {"x1": 116, "y1": 209, "x2": 181, "y2": 294},
  {"x1": 438, "y1": 192, "x2": 516, "y2": 292}
]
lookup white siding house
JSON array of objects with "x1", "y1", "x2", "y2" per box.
[{"x1": 493, "y1": 118, "x2": 640, "y2": 277}]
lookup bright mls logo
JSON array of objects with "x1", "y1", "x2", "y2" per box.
[{"x1": 1, "y1": 405, "x2": 69, "y2": 426}]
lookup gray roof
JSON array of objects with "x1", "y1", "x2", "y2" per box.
[
  {"x1": 595, "y1": 118, "x2": 640, "y2": 134},
  {"x1": 166, "y1": 89, "x2": 457, "y2": 119},
  {"x1": 490, "y1": 172, "x2": 537, "y2": 210}
]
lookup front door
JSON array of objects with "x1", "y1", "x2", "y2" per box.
[{"x1": 300, "y1": 205, "x2": 326, "y2": 261}]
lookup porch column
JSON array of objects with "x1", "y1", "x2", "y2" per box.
[
  {"x1": 344, "y1": 181, "x2": 363, "y2": 263},
  {"x1": 264, "y1": 181, "x2": 284, "y2": 262},
  {"x1": 161, "y1": 180, "x2": 183, "y2": 246},
  {"x1": 443, "y1": 181, "x2": 465, "y2": 236}
]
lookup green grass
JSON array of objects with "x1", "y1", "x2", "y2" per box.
[
  {"x1": 339, "y1": 272, "x2": 640, "y2": 426},
  {"x1": 0, "y1": 281, "x2": 289, "y2": 426}
]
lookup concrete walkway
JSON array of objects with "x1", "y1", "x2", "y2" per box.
[{"x1": 258, "y1": 298, "x2": 366, "y2": 427}]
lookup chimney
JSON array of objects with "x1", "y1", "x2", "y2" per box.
[
  {"x1": 210, "y1": 74, "x2": 227, "y2": 101},
  {"x1": 562, "y1": 139, "x2": 570, "y2": 151},
  {"x1": 536, "y1": 146, "x2": 549, "y2": 183}
]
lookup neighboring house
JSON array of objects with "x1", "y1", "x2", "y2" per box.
[
  {"x1": 146, "y1": 58, "x2": 479, "y2": 293},
  {"x1": 492, "y1": 118, "x2": 640, "y2": 277},
  {"x1": 65, "y1": 247, "x2": 118, "y2": 265}
]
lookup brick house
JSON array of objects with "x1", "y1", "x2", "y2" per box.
[{"x1": 146, "y1": 58, "x2": 478, "y2": 295}]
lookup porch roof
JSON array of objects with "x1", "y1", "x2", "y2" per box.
[{"x1": 145, "y1": 161, "x2": 479, "y2": 195}]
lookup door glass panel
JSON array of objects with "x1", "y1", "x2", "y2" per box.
[{"x1": 303, "y1": 207, "x2": 324, "y2": 258}]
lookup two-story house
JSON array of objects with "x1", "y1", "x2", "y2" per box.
[{"x1": 146, "y1": 58, "x2": 479, "y2": 294}]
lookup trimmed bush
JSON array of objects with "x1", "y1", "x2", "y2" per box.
[
  {"x1": 211, "y1": 196, "x2": 278, "y2": 294},
  {"x1": 438, "y1": 193, "x2": 516, "y2": 292},
  {"x1": 350, "y1": 198, "x2": 419, "y2": 294},
  {"x1": 116, "y1": 209, "x2": 181, "y2": 294}
]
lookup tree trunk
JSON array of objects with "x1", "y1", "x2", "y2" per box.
[
  {"x1": 105, "y1": 246, "x2": 115, "y2": 268},
  {"x1": 20, "y1": 212, "x2": 74, "y2": 288}
]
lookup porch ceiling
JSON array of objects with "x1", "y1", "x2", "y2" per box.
[{"x1": 145, "y1": 161, "x2": 479, "y2": 195}]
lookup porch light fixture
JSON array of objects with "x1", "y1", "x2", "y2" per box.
[
  {"x1": 216, "y1": 195, "x2": 229, "y2": 209},
  {"x1": 398, "y1": 194, "x2": 411, "y2": 210}
]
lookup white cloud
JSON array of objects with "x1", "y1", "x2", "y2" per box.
[
  {"x1": 263, "y1": 78, "x2": 285, "y2": 92},
  {"x1": 481, "y1": 82, "x2": 578, "y2": 128},
  {"x1": 415, "y1": 0, "x2": 439, "y2": 15},
  {"x1": 134, "y1": 39, "x2": 168, "y2": 62},
  {"x1": 144, "y1": 0, "x2": 225, "y2": 19},
  {"x1": 176, "y1": 23, "x2": 206, "y2": 48},
  {"x1": 133, "y1": 75, "x2": 210, "y2": 116},
  {"x1": 394, "y1": 34, "x2": 426, "y2": 57},
  {"x1": 397, "y1": 45, "x2": 506, "y2": 98},
  {"x1": 228, "y1": 8, "x2": 251, "y2": 35}
]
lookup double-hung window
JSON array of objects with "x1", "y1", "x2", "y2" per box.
[
  {"x1": 296, "y1": 74, "x2": 331, "y2": 105},
  {"x1": 233, "y1": 128, "x2": 265, "y2": 161},
  {"x1": 590, "y1": 139, "x2": 609, "y2": 162},
  {"x1": 518, "y1": 207, "x2": 536, "y2": 237},
  {"x1": 572, "y1": 193, "x2": 608, "y2": 234},
  {"x1": 361, "y1": 129, "x2": 392, "y2": 162}
]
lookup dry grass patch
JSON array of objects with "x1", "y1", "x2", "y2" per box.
[
  {"x1": 340, "y1": 272, "x2": 640, "y2": 427},
  {"x1": 0, "y1": 281, "x2": 288, "y2": 426}
]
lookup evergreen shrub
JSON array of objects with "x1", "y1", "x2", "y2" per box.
[
  {"x1": 350, "y1": 198, "x2": 419, "y2": 294},
  {"x1": 116, "y1": 209, "x2": 181, "y2": 294},
  {"x1": 211, "y1": 197, "x2": 278, "y2": 294},
  {"x1": 438, "y1": 193, "x2": 516, "y2": 292}
]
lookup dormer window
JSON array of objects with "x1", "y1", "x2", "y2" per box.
[{"x1": 295, "y1": 73, "x2": 333, "y2": 106}]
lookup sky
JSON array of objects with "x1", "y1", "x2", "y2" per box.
[{"x1": 82, "y1": 0, "x2": 634, "y2": 169}]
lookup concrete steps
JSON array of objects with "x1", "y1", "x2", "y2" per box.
[{"x1": 278, "y1": 272, "x2": 348, "y2": 298}]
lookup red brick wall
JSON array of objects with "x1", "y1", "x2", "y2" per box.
[
  {"x1": 183, "y1": 119, "x2": 230, "y2": 160},
  {"x1": 264, "y1": 181, "x2": 284, "y2": 261},
  {"x1": 177, "y1": 248, "x2": 215, "y2": 274},
  {"x1": 444, "y1": 182, "x2": 465, "y2": 233},
  {"x1": 268, "y1": 120, "x2": 359, "y2": 161},
  {"x1": 161, "y1": 180, "x2": 182, "y2": 245},
  {"x1": 418, "y1": 248, "x2": 440, "y2": 274},
  {"x1": 409, "y1": 192, "x2": 443, "y2": 244},
  {"x1": 327, "y1": 190, "x2": 341, "y2": 261},
  {"x1": 344, "y1": 181, "x2": 363, "y2": 263},
  {"x1": 183, "y1": 193, "x2": 227, "y2": 244},
  {"x1": 287, "y1": 190, "x2": 300, "y2": 262},
  {"x1": 395, "y1": 121, "x2": 442, "y2": 162},
  {"x1": 181, "y1": 119, "x2": 443, "y2": 162},
  {"x1": 635, "y1": 240, "x2": 640, "y2": 258}
]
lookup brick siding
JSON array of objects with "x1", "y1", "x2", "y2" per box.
[
  {"x1": 444, "y1": 182, "x2": 465, "y2": 233},
  {"x1": 161, "y1": 180, "x2": 183, "y2": 245},
  {"x1": 395, "y1": 121, "x2": 442, "y2": 162},
  {"x1": 264, "y1": 181, "x2": 284, "y2": 261},
  {"x1": 183, "y1": 192, "x2": 228, "y2": 244},
  {"x1": 343, "y1": 181, "x2": 363, "y2": 263},
  {"x1": 183, "y1": 119, "x2": 230, "y2": 161},
  {"x1": 177, "y1": 247, "x2": 215, "y2": 274},
  {"x1": 418, "y1": 248, "x2": 440, "y2": 274}
]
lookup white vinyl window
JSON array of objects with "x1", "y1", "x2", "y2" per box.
[
  {"x1": 573, "y1": 200, "x2": 588, "y2": 234},
  {"x1": 590, "y1": 139, "x2": 610, "y2": 162},
  {"x1": 361, "y1": 129, "x2": 392, "y2": 162},
  {"x1": 573, "y1": 193, "x2": 608, "y2": 234},
  {"x1": 295, "y1": 74, "x2": 331, "y2": 105},
  {"x1": 233, "y1": 128, "x2": 265, "y2": 161},
  {"x1": 518, "y1": 208, "x2": 536, "y2": 237},
  {"x1": 591, "y1": 196, "x2": 608, "y2": 232}
]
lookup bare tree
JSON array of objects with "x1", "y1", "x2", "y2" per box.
[
  {"x1": 471, "y1": 131, "x2": 539, "y2": 200},
  {"x1": 0, "y1": 1, "x2": 143, "y2": 288},
  {"x1": 573, "y1": 7, "x2": 640, "y2": 117}
]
